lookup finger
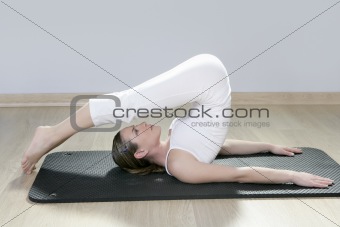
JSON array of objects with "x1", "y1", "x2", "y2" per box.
[
  {"x1": 319, "y1": 178, "x2": 334, "y2": 182},
  {"x1": 283, "y1": 150, "x2": 295, "y2": 156},
  {"x1": 314, "y1": 179, "x2": 334, "y2": 186},
  {"x1": 275, "y1": 150, "x2": 292, "y2": 156},
  {"x1": 286, "y1": 147, "x2": 303, "y2": 153},
  {"x1": 278, "y1": 148, "x2": 293, "y2": 156},
  {"x1": 317, "y1": 179, "x2": 334, "y2": 185},
  {"x1": 314, "y1": 183, "x2": 329, "y2": 188},
  {"x1": 293, "y1": 148, "x2": 303, "y2": 153},
  {"x1": 315, "y1": 180, "x2": 333, "y2": 185},
  {"x1": 312, "y1": 181, "x2": 330, "y2": 188},
  {"x1": 314, "y1": 176, "x2": 333, "y2": 181}
]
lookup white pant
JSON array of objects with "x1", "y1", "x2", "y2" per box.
[{"x1": 89, "y1": 54, "x2": 231, "y2": 131}]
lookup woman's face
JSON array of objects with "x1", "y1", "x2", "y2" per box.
[{"x1": 120, "y1": 122, "x2": 162, "y2": 152}]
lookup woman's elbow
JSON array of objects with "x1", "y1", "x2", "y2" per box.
[
  {"x1": 232, "y1": 168, "x2": 250, "y2": 183},
  {"x1": 173, "y1": 173, "x2": 202, "y2": 184}
]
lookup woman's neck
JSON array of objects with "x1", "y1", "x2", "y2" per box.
[{"x1": 147, "y1": 137, "x2": 170, "y2": 167}]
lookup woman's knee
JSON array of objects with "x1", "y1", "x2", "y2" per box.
[
  {"x1": 193, "y1": 54, "x2": 228, "y2": 78},
  {"x1": 195, "y1": 53, "x2": 221, "y2": 62}
]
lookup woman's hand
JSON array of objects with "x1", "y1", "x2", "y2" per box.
[
  {"x1": 269, "y1": 145, "x2": 303, "y2": 156},
  {"x1": 292, "y1": 172, "x2": 334, "y2": 188}
]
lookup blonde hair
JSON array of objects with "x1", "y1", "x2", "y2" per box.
[{"x1": 111, "y1": 131, "x2": 165, "y2": 175}]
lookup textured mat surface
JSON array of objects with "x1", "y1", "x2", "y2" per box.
[{"x1": 29, "y1": 147, "x2": 340, "y2": 203}]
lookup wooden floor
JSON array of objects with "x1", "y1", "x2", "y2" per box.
[{"x1": 0, "y1": 104, "x2": 340, "y2": 227}]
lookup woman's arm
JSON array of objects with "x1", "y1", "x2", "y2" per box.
[
  {"x1": 167, "y1": 150, "x2": 333, "y2": 187},
  {"x1": 220, "y1": 139, "x2": 302, "y2": 156}
]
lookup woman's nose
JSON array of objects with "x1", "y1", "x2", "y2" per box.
[{"x1": 137, "y1": 122, "x2": 146, "y2": 129}]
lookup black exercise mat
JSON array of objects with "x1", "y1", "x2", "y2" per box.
[{"x1": 29, "y1": 147, "x2": 340, "y2": 203}]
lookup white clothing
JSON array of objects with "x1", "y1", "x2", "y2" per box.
[{"x1": 88, "y1": 54, "x2": 231, "y2": 175}]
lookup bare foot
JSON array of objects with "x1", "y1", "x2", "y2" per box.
[{"x1": 21, "y1": 126, "x2": 63, "y2": 174}]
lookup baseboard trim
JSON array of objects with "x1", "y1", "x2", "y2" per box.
[
  {"x1": 0, "y1": 92, "x2": 339, "y2": 107},
  {"x1": 231, "y1": 92, "x2": 340, "y2": 105}
]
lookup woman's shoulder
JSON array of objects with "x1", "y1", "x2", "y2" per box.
[{"x1": 166, "y1": 149, "x2": 199, "y2": 174}]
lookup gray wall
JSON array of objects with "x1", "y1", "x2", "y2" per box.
[{"x1": 1, "y1": 0, "x2": 339, "y2": 94}]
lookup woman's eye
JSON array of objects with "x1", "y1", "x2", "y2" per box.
[{"x1": 132, "y1": 126, "x2": 139, "y2": 135}]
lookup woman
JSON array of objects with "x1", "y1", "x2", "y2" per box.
[{"x1": 22, "y1": 54, "x2": 333, "y2": 188}]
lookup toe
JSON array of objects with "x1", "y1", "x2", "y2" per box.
[
  {"x1": 22, "y1": 161, "x2": 30, "y2": 169},
  {"x1": 21, "y1": 157, "x2": 28, "y2": 165},
  {"x1": 28, "y1": 165, "x2": 36, "y2": 174},
  {"x1": 23, "y1": 164, "x2": 31, "y2": 174}
]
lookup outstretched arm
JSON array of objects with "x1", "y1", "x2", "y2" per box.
[
  {"x1": 219, "y1": 139, "x2": 302, "y2": 156},
  {"x1": 167, "y1": 150, "x2": 333, "y2": 187}
]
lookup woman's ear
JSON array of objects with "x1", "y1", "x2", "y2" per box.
[{"x1": 134, "y1": 149, "x2": 148, "y2": 159}]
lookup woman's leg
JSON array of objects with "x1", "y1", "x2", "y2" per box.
[
  {"x1": 22, "y1": 103, "x2": 94, "y2": 174},
  {"x1": 89, "y1": 54, "x2": 230, "y2": 127}
]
